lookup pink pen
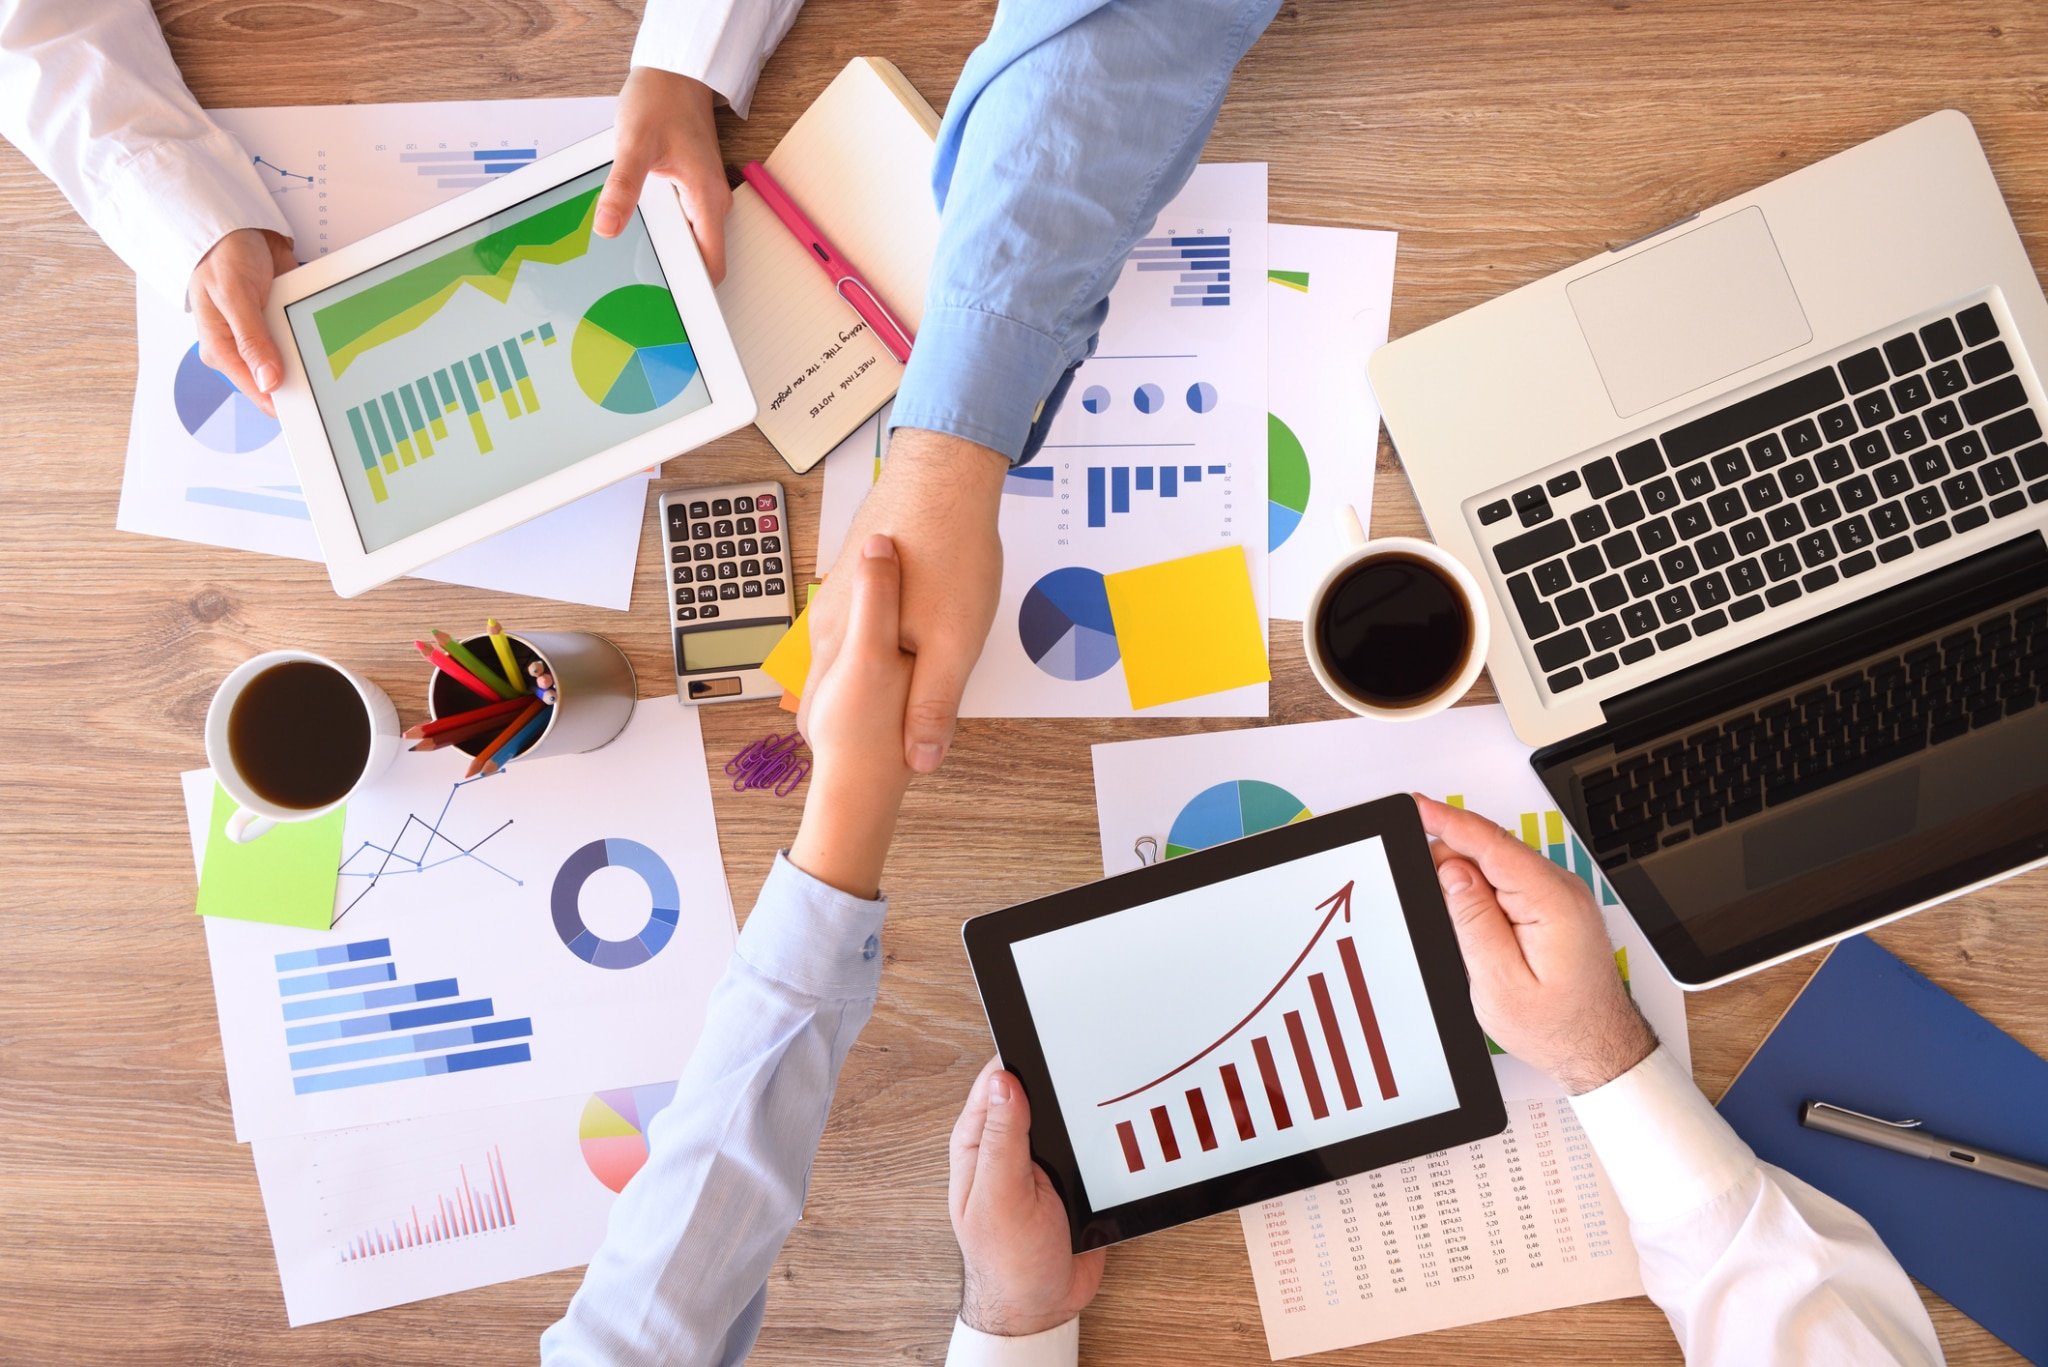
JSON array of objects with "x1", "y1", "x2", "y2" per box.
[{"x1": 741, "y1": 160, "x2": 914, "y2": 364}]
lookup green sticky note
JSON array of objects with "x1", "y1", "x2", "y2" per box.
[{"x1": 195, "y1": 783, "x2": 344, "y2": 929}]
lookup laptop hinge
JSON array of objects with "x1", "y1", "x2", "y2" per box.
[{"x1": 1592, "y1": 534, "x2": 2048, "y2": 740}]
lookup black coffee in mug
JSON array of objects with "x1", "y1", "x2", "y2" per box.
[
  {"x1": 1313, "y1": 553, "x2": 1474, "y2": 708},
  {"x1": 227, "y1": 660, "x2": 372, "y2": 810}
]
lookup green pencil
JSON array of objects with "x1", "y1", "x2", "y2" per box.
[{"x1": 432, "y1": 629, "x2": 517, "y2": 699}]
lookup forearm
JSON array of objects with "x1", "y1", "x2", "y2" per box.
[
  {"x1": 1570, "y1": 1049, "x2": 1943, "y2": 1366},
  {"x1": 0, "y1": 0, "x2": 286, "y2": 298},
  {"x1": 891, "y1": 0, "x2": 1280, "y2": 462},
  {"x1": 541, "y1": 855, "x2": 886, "y2": 1366}
]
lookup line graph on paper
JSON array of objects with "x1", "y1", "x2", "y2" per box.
[{"x1": 336, "y1": 779, "x2": 521, "y2": 921}]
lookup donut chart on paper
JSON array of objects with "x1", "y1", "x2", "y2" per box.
[
  {"x1": 1019, "y1": 567, "x2": 1120, "y2": 682},
  {"x1": 572, "y1": 285, "x2": 698, "y2": 415},
  {"x1": 578, "y1": 1081, "x2": 679, "y2": 1192},
  {"x1": 1165, "y1": 780, "x2": 1313, "y2": 858},
  {"x1": 1268, "y1": 412, "x2": 1312, "y2": 550},
  {"x1": 551, "y1": 838, "x2": 681, "y2": 968},
  {"x1": 174, "y1": 343, "x2": 281, "y2": 453}
]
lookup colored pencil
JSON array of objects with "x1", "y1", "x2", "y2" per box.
[
  {"x1": 409, "y1": 712, "x2": 523, "y2": 751},
  {"x1": 465, "y1": 698, "x2": 544, "y2": 777},
  {"x1": 535, "y1": 672, "x2": 555, "y2": 690},
  {"x1": 483, "y1": 706, "x2": 553, "y2": 775},
  {"x1": 486, "y1": 619, "x2": 522, "y2": 689},
  {"x1": 433, "y1": 629, "x2": 516, "y2": 699},
  {"x1": 540, "y1": 687, "x2": 559, "y2": 705},
  {"x1": 403, "y1": 695, "x2": 530, "y2": 739},
  {"x1": 527, "y1": 660, "x2": 547, "y2": 678},
  {"x1": 415, "y1": 640, "x2": 500, "y2": 703}
]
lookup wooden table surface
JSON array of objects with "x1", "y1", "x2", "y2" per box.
[{"x1": 3, "y1": 1, "x2": 2043, "y2": 1362}]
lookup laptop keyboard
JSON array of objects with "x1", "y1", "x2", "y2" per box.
[
  {"x1": 1476, "y1": 300, "x2": 2048, "y2": 697},
  {"x1": 1580, "y1": 589, "x2": 2048, "y2": 865}
]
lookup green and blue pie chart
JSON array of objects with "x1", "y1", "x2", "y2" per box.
[{"x1": 572, "y1": 285, "x2": 699, "y2": 415}]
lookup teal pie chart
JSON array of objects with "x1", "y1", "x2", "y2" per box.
[
  {"x1": 552, "y1": 838, "x2": 680, "y2": 969},
  {"x1": 1019, "y1": 567, "x2": 1120, "y2": 682}
]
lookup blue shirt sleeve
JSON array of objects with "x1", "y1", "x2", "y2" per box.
[
  {"x1": 540, "y1": 852, "x2": 887, "y2": 1366},
  {"x1": 888, "y1": 0, "x2": 1280, "y2": 463}
]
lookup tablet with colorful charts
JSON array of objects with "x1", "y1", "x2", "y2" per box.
[
  {"x1": 268, "y1": 127, "x2": 753, "y2": 597},
  {"x1": 963, "y1": 795, "x2": 1505, "y2": 1251}
]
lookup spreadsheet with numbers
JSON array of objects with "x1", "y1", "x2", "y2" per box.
[{"x1": 1243, "y1": 1097, "x2": 1643, "y2": 1358}]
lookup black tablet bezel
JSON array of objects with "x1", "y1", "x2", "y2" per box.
[{"x1": 962, "y1": 794, "x2": 1506, "y2": 1251}]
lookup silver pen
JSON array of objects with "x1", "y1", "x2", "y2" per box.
[{"x1": 1800, "y1": 1100, "x2": 2048, "y2": 1192}]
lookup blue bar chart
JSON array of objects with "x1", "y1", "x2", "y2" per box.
[
  {"x1": 1132, "y1": 232, "x2": 1233, "y2": 307},
  {"x1": 274, "y1": 938, "x2": 532, "y2": 1094},
  {"x1": 342, "y1": 331, "x2": 558, "y2": 503},
  {"x1": 1087, "y1": 463, "x2": 1231, "y2": 527},
  {"x1": 396, "y1": 145, "x2": 539, "y2": 190}
]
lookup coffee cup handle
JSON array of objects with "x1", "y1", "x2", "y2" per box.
[
  {"x1": 1336, "y1": 504, "x2": 1367, "y2": 549},
  {"x1": 225, "y1": 805, "x2": 277, "y2": 844}
]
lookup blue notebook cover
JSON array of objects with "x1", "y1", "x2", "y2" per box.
[{"x1": 1717, "y1": 935, "x2": 2048, "y2": 1364}]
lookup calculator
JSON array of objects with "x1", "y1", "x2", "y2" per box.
[{"x1": 661, "y1": 481, "x2": 796, "y2": 704}]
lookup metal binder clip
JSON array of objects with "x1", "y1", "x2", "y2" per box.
[{"x1": 1134, "y1": 835, "x2": 1159, "y2": 868}]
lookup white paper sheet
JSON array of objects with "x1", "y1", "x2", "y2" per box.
[
  {"x1": 1264, "y1": 224, "x2": 1396, "y2": 621},
  {"x1": 1089, "y1": 706, "x2": 1692, "y2": 1354},
  {"x1": 192, "y1": 699, "x2": 736, "y2": 1144},
  {"x1": 117, "y1": 97, "x2": 657, "y2": 610},
  {"x1": 817, "y1": 164, "x2": 1271, "y2": 716}
]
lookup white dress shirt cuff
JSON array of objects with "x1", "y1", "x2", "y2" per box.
[
  {"x1": 630, "y1": 0, "x2": 803, "y2": 118},
  {"x1": 944, "y1": 1315, "x2": 1080, "y2": 1367},
  {"x1": 96, "y1": 127, "x2": 290, "y2": 304},
  {"x1": 1566, "y1": 1045, "x2": 1759, "y2": 1228},
  {"x1": 735, "y1": 851, "x2": 889, "y2": 1001}
]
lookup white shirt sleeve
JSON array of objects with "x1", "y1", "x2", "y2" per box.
[
  {"x1": 1568, "y1": 1047, "x2": 1945, "y2": 1366},
  {"x1": 0, "y1": 0, "x2": 289, "y2": 302},
  {"x1": 630, "y1": 0, "x2": 807, "y2": 118},
  {"x1": 945, "y1": 1315, "x2": 1079, "y2": 1367}
]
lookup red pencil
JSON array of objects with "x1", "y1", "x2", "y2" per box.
[
  {"x1": 404, "y1": 695, "x2": 531, "y2": 739},
  {"x1": 414, "y1": 640, "x2": 500, "y2": 702},
  {"x1": 464, "y1": 698, "x2": 543, "y2": 778},
  {"x1": 410, "y1": 711, "x2": 526, "y2": 751}
]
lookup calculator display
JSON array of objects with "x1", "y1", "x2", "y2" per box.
[{"x1": 680, "y1": 619, "x2": 791, "y2": 673}]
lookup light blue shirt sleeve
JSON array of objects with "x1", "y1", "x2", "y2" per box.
[
  {"x1": 888, "y1": 0, "x2": 1281, "y2": 464},
  {"x1": 540, "y1": 852, "x2": 887, "y2": 1366}
]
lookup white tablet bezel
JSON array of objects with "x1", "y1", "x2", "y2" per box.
[{"x1": 266, "y1": 127, "x2": 755, "y2": 598}]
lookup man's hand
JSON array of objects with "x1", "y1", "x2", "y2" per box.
[
  {"x1": 949, "y1": 1058, "x2": 1106, "y2": 1338},
  {"x1": 805, "y1": 428, "x2": 1008, "y2": 774},
  {"x1": 191, "y1": 228, "x2": 297, "y2": 417},
  {"x1": 1416, "y1": 795, "x2": 1657, "y2": 1094},
  {"x1": 604, "y1": 68, "x2": 733, "y2": 281}
]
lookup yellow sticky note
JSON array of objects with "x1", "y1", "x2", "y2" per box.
[
  {"x1": 762, "y1": 582, "x2": 826, "y2": 704},
  {"x1": 1103, "y1": 546, "x2": 1270, "y2": 709}
]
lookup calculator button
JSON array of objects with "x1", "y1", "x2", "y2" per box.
[
  {"x1": 666, "y1": 507, "x2": 688, "y2": 534},
  {"x1": 742, "y1": 581, "x2": 764, "y2": 599},
  {"x1": 712, "y1": 498, "x2": 733, "y2": 516},
  {"x1": 671, "y1": 546, "x2": 690, "y2": 563},
  {"x1": 764, "y1": 578, "x2": 786, "y2": 595},
  {"x1": 755, "y1": 493, "x2": 778, "y2": 511},
  {"x1": 741, "y1": 559, "x2": 761, "y2": 577},
  {"x1": 762, "y1": 556, "x2": 784, "y2": 575},
  {"x1": 737, "y1": 517, "x2": 756, "y2": 535},
  {"x1": 699, "y1": 604, "x2": 719, "y2": 618},
  {"x1": 738, "y1": 538, "x2": 759, "y2": 556},
  {"x1": 695, "y1": 564, "x2": 715, "y2": 582},
  {"x1": 692, "y1": 543, "x2": 713, "y2": 561},
  {"x1": 717, "y1": 561, "x2": 738, "y2": 580},
  {"x1": 734, "y1": 496, "x2": 754, "y2": 513},
  {"x1": 758, "y1": 514, "x2": 779, "y2": 533},
  {"x1": 676, "y1": 606, "x2": 697, "y2": 621},
  {"x1": 689, "y1": 501, "x2": 710, "y2": 518},
  {"x1": 719, "y1": 583, "x2": 741, "y2": 600},
  {"x1": 714, "y1": 519, "x2": 735, "y2": 537},
  {"x1": 675, "y1": 587, "x2": 696, "y2": 605},
  {"x1": 716, "y1": 540, "x2": 737, "y2": 558},
  {"x1": 691, "y1": 522, "x2": 711, "y2": 540},
  {"x1": 761, "y1": 535, "x2": 782, "y2": 554},
  {"x1": 673, "y1": 567, "x2": 690, "y2": 584}
]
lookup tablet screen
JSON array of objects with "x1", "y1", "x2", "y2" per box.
[
  {"x1": 1009, "y1": 835, "x2": 1462, "y2": 1211},
  {"x1": 283, "y1": 165, "x2": 712, "y2": 552}
]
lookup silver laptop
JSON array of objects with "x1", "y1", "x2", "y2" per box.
[{"x1": 1371, "y1": 111, "x2": 2048, "y2": 987}]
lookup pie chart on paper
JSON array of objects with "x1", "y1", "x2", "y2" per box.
[
  {"x1": 174, "y1": 343, "x2": 280, "y2": 453},
  {"x1": 1268, "y1": 412, "x2": 1312, "y2": 550},
  {"x1": 1019, "y1": 567, "x2": 1120, "y2": 682},
  {"x1": 1165, "y1": 779, "x2": 1313, "y2": 858},
  {"x1": 572, "y1": 285, "x2": 700, "y2": 415},
  {"x1": 578, "y1": 1081, "x2": 679, "y2": 1193}
]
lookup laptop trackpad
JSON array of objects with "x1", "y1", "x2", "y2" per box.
[{"x1": 1568, "y1": 206, "x2": 1811, "y2": 418}]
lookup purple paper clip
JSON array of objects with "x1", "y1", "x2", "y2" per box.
[{"x1": 726, "y1": 731, "x2": 811, "y2": 797}]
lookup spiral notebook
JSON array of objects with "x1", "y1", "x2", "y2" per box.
[{"x1": 1717, "y1": 935, "x2": 2048, "y2": 1364}]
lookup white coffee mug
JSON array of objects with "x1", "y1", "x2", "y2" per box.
[
  {"x1": 203, "y1": 650, "x2": 400, "y2": 843},
  {"x1": 1302, "y1": 507, "x2": 1490, "y2": 721}
]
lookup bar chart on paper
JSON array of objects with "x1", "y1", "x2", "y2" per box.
[
  {"x1": 335, "y1": 1144, "x2": 518, "y2": 1262},
  {"x1": 1132, "y1": 230, "x2": 1234, "y2": 307},
  {"x1": 1084, "y1": 462, "x2": 1232, "y2": 528}
]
